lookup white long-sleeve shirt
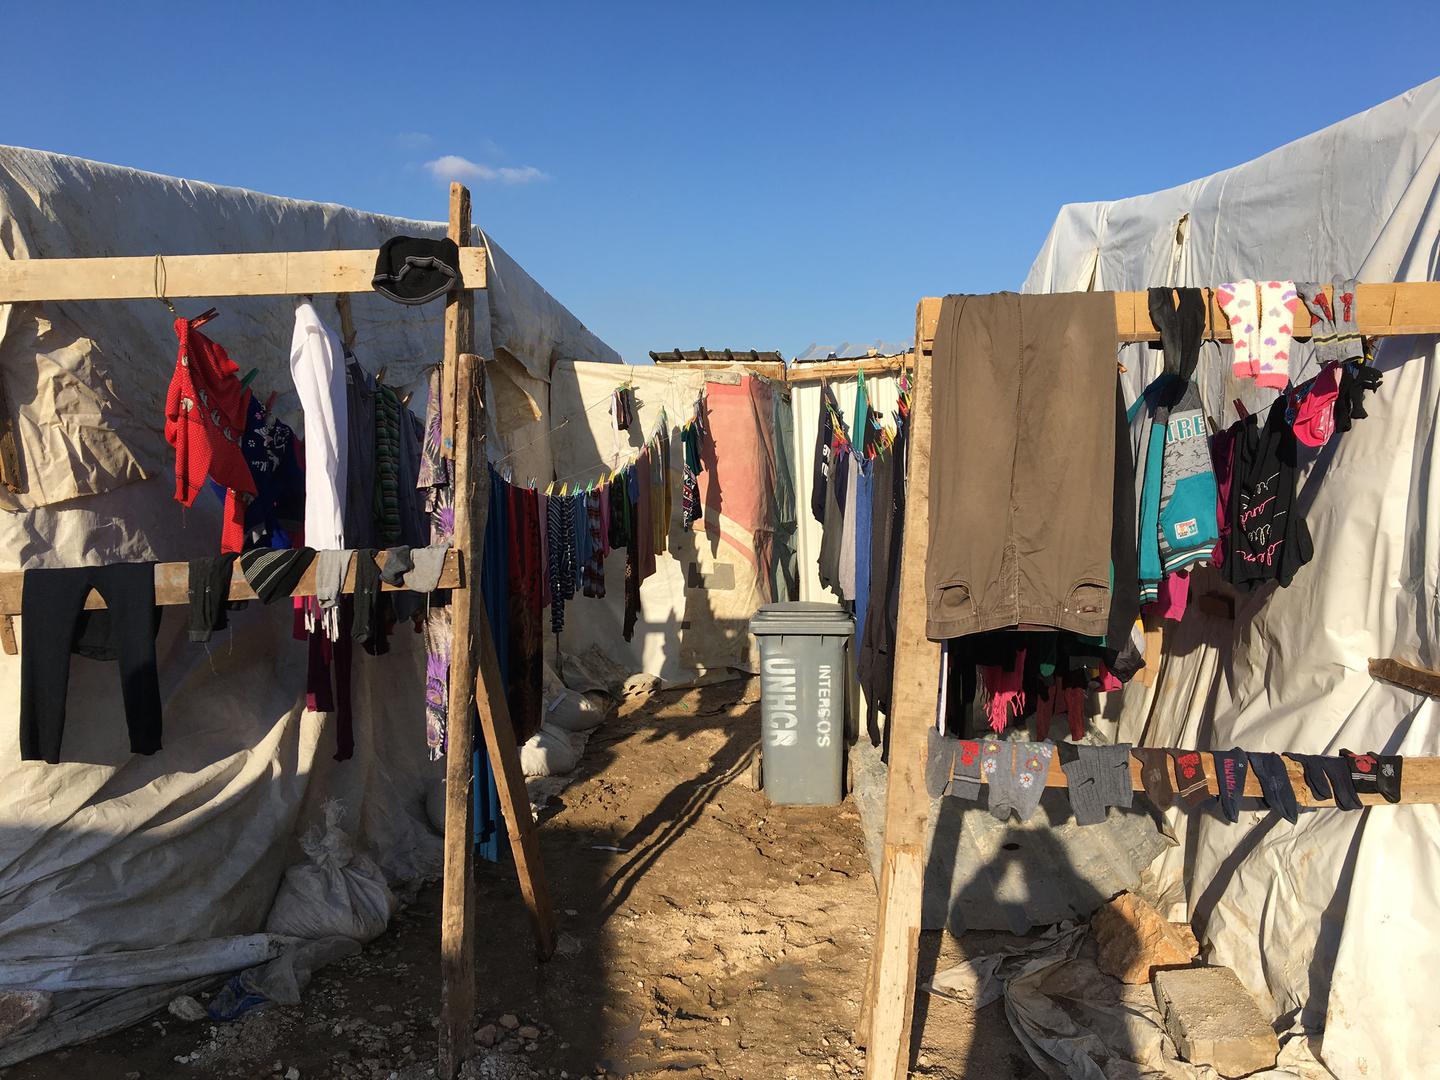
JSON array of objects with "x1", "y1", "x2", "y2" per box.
[{"x1": 289, "y1": 302, "x2": 348, "y2": 550}]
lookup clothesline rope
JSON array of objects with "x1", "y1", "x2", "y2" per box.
[
  {"x1": 545, "y1": 396, "x2": 704, "y2": 490},
  {"x1": 489, "y1": 377, "x2": 649, "y2": 470}
]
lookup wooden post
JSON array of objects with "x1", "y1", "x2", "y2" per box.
[
  {"x1": 438, "y1": 182, "x2": 479, "y2": 1080},
  {"x1": 438, "y1": 183, "x2": 556, "y2": 1078},
  {"x1": 862, "y1": 303, "x2": 943, "y2": 1080},
  {"x1": 440, "y1": 187, "x2": 472, "y2": 459}
]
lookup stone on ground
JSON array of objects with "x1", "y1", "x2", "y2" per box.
[
  {"x1": 0, "y1": 990, "x2": 51, "y2": 1041},
  {"x1": 1091, "y1": 891, "x2": 1199, "y2": 984},
  {"x1": 1152, "y1": 966, "x2": 1280, "y2": 1077}
]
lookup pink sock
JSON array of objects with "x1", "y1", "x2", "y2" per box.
[
  {"x1": 1254, "y1": 281, "x2": 1299, "y2": 390},
  {"x1": 1216, "y1": 281, "x2": 1258, "y2": 378}
]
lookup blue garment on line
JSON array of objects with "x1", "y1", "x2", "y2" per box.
[{"x1": 473, "y1": 471, "x2": 512, "y2": 864}]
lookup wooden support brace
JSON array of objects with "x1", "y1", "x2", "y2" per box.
[
  {"x1": 0, "y1": 549, "x2": 462, "y2": 616},
  {"x1": 0, "y1": 247, "x2": 486, "y2": 303},
  {"x1": 474, "y1": 592, "x2": 558, "y2": 959}
]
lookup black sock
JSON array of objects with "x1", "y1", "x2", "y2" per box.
[
  {"x1": 1340, "y1": 748, "x2": 1381, "y2": 797},
  {"x1": 189, "y1": 553, "x2": 238, "y2": 642},
  {"x1": 1131, "y1": 748, "x2": 1174, "y2": 811},
  {"x1": 1247, "y1": 752, "x2": 1298, "y2": 823},
  {"x1": 1376, "y1": 754, "x2": 1403, "y2": 804},
  {"x1": 1285, "y1": 753, "x2": 1362, "y2": 811},
  {"x1": 1211, "y1": 748, "x2": 1249, "y2": 823}
]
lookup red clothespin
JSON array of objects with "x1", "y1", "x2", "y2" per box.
[{"x1": 1233, "y1": 398, "x2": 1250, "y2": 420}]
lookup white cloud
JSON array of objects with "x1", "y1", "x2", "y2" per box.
[
  {"x1": 423, "y1": 154, "x2": 549, "y2": 185},
  {"x1": 394, "y1": 131, "x2": 433, "y2": 149}
]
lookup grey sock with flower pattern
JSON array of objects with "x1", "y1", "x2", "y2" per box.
[{"x1": 986, "y1": 740, "x2": 1055, "y2": 823}]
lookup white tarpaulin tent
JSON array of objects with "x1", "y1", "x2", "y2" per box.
[
  {"x1": 1024, "y1": 79, "x2": 1440, "y2": 1079},
  {"x1": 0, "y1": 146, "x2": 616, "y2": 1061}
]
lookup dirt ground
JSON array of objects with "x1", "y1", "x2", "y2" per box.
[{"x1": 7, "y1": 679, "x2": 1040, "y2": 1080}]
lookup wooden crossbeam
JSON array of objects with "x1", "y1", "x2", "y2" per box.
[
  {"x1": 0, "y1": 247, "x2": 487, "y2": 303},
  {"x1": 0, "y1": 549, "x2": 461, "y2": 616},
  {"x1": 995, "y1": 751, "x2": 1440, "y2": 808},
  {"x1": 917, "y1": 281, "x2": 1440, "y2": 349},
  {"x1": 786, "y1": 355, "x2": 912, "y2": 380}
]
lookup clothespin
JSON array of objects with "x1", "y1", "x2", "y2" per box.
[{"x1": 1233, "y1": 398, "x2": 1250, "y2": 420}]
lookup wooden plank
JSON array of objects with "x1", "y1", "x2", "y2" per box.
[
  {"x1": 0, "y1": 367, "x2": 20, "y2": 494},
  {"x1": 0, "y1": 247, "x2": 486, "y2": 303},
  {"x1": 439, "y1": 349, "x2": 479, "y2": 1080},
  {"x1": 440, "y1": 185, "x2": 474, "y2": 460},
  {"x1": 862, "y1": 302, "x2": 942, "y2": 1079},
  {"x1": 786, "y1": 355, "x2": 912, "y2": 381},
  {"x1": 917, "y1": 282, "x2": 1440, "y2": 347},
  {"x1": 1369, "y1": 656, "x2": 1440, "y2": 698},
  {"x1": 0, "y1": 549, "x2": 461, "y2": 616},
  {"x1": 964, "y1": 750, "x2": 1440, "y2": 807}
]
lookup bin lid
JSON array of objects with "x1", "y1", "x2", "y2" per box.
[{"x1": 748, "y1": 601, "x2": 854, "y2": 636}]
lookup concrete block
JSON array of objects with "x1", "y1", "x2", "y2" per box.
[{"x1": 1153, "y1": 966, "x2": 1280, "y2": 1077}]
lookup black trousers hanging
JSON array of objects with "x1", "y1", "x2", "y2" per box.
[{"x1": 20, "y1": 562, "x2": 163, "y2": 764}]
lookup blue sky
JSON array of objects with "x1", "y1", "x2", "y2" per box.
[{"x1": 8, "y1": 2, "x2": 1440, "y2": 361}]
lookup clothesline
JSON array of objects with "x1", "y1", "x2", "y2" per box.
[
  {"x1": 489, "y1": 378, "x2": 640, "y2": 470},
  {"x1": 533, "y1": 395, "x2": 704, "y2": 493}
]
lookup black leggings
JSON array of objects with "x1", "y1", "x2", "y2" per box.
[{"x1": 20, "y1": 563, "x2": 163, "y2": 763}]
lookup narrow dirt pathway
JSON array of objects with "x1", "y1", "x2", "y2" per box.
[{"x1": 8, "y1": 680, "x2": 1037, "y2": 1080}]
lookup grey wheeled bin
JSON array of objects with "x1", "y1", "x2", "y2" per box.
[{"x1": 748, "y1": 602, "x2": 853, "y2": 806}]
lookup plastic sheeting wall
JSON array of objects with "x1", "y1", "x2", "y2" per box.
[
  {"x1": 1023, "y1": 79, "x2": 1440, "y2": 1079},
  {"x1": 0, "y1": 147, "x2": 617, "y2": 1059}
]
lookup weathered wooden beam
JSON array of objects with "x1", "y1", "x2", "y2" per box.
[
  {"x1": 786, "y1": 355, "x2": 911, "y2": 381},
  {"x1": 960, "y1": 749, "x2": 1440, "y2": 807},
  {"x1": 438, "y1": 185, "x2": 480, "y2": 1080},
  {"x1": 919, "y1": 282, "x2": 1440, "y2": 348},
  {"x1": 0, "y1": 247, "x2": 486, "y2": 304},
  {"x1": 1369, "y1": 656, "x2": 1440, "y2": 698},
  {"x1": 440, "y1": 194, "x2": 475, "y2": 460},
  {"x1": 0, "y1": 549, "x2": 461, "y2": 617}
]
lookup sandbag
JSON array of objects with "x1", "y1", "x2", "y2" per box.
[
  {"x1": 519, "y1": 726, "x2": 584, "y2": 778},
  {"x1": 544, "y1": 688, "x2": 605, "y2": 733},
  {"x1": 264, "y1": 801, "x2": 395, "y2": 943}
]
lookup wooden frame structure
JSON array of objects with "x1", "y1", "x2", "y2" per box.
[
  {"x1": 0, "y1": 183, "x2": 551, "y2": 1079},
  {"x1": 862, "y1": 282, "x2": 1440, "y2": 1080}
]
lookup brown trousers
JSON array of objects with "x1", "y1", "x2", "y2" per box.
[{"x1": 925, "y1": 292, "x2": 1117, "y2": 640}]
